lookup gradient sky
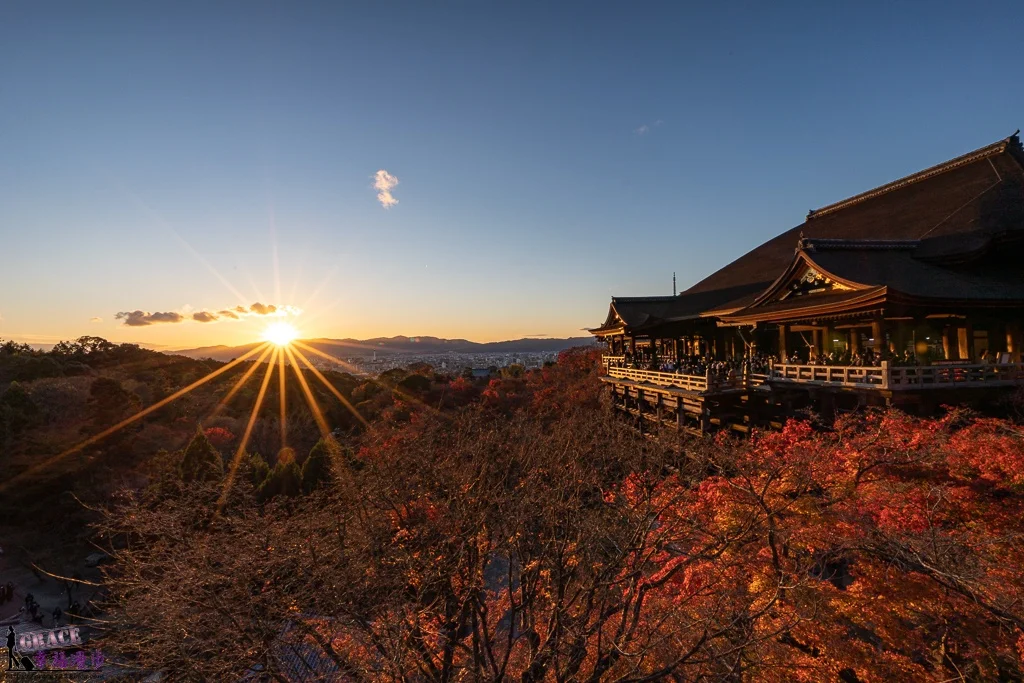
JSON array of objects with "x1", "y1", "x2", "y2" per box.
[{"x1": 1, "y1": 1, "x2": 1022, "y2": 349}]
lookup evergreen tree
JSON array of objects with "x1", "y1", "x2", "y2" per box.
[
  {"x1": 179, "y1": 427, "x2": 224, "y2": 483},
  {"x1": 258, "y1": 459, "x2": 302, "y2": 501},
  {"x1": 249, "y1": 453, "x2": 271, "y2": 488},
  {"x1": 88, "y1": 377, "x2": 138, "y2": 429},
  {"x1": 301, "y1": 439, "x2": 335, "y2": 493}
]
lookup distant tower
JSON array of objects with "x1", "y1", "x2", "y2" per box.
[{"x1": 673, "y1": 272, "x2": 677, "y2": 296}]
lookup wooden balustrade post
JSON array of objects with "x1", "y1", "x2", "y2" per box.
[{"x1": 881, "y1": 360, "x2": 889, "y2": 389}]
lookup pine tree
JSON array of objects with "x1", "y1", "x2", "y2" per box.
[
  {"x1": 258, "y1": 459, "x2": 302, "y2": 501},
  {"x1": 301, "y1": 439, "x2": 335, "y2": 493},
  {"x1": 179, "y1": 427, "x2": 224, "y2": 483},
  {"x1": 249, "y1": 453, "x2": 271, "y2": 488}
]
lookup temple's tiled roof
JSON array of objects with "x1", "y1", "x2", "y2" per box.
[
  {"x1": 808, "y1": 240, "x2": 1024, "y2": 301},
  {"x1": 681, "y1": 133, "x2": 1024, "y2": 302},
  {"x1": 593, "y1": 132, "x2": 1024, "y2": 335}
]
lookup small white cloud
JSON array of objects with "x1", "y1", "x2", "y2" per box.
[
  {"x1": 89, "y1": 317, "x2": 103, "y2": 323},
  {"x1": 374, "y1": 169, "x2": 399, "y2": 208},
  {"x1": 634, "y1": 120, "x2": 664, "y2": 135}
]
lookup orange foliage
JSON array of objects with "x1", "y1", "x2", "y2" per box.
[{"x1": 102, "y1": 346, "x2": 1024, "y2": 681}]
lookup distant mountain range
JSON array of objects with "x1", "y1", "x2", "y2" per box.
[{"x1": 172, "y1": 336, "x2": 596, "y2": 363}]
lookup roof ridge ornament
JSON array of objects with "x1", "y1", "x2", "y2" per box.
[{"x1": 797, "y1": 231, "x2": 811, "y2": 252}]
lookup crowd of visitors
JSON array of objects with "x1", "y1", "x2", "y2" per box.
[
  {"x1": 608, "y1": 352, "x2": 776, "y2": 378},
  {"x1": 607, "y1": 347, "x2": 939, "y2": 375},
  {"x1": 792, "y1": 348, "x2": 912, "y2": 367}
]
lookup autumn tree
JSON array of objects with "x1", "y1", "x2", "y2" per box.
[
  {"x1": 96, "y1": 349, "x2": 1024, "y2": 681},
  {"x1": 178, "y1": 427, "x2": 224, "y2": 483}
]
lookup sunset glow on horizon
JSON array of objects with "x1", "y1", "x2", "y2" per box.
[
  {"x1": 3, "y1": 3, "x2": 1023, "y2": 350},
  {"x1": 262, "y1": 321, "x2": 299, "y2": 347}
]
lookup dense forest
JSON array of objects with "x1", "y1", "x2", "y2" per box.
[
  {"x1": 0, "y1": 336, "x2": 467, "y2": 572},
  {"x1": 5, "y1": 339, "x2": 1024, "y2": 680}
]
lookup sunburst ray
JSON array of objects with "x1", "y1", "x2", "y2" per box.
[
  {"x1": 0, "y1": 343, "x2": 271, "y2": 494},
  {"x1": 208, "y1": 344, "x2": 275, "y2": 419},
  {"x1": 290, "y1": 343, "x2": 370, "y2": 427},
  {"x1": 282, "y1": 346, "x2": 333, "y2": 439},
  {"x1": 217, "y1": 346, "x2": 279, "y2": 511},
  {"x1": 278, "y1": 348, "x2": 287, "y2": 451},
  {"x1": 293, "y1": 341, "x2": 442, "y2": 418}
]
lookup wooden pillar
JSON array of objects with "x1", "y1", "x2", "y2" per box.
[
  {"x1": 871, "y1": 319, "x2": 883, "y2": 354},
  {"x1": 991, "y1": 323, "x2": 1006, "y2": 355},
  {"x1": 812, "y1": 329, "x2": 821, "y2": 356},
  {"x1": 778, "y1": 324, "x2": 789, "y2": 359},
  {"x1": 958, "y1": 325, "x2": 972, "y2": 361},
  {"x1": 673, "y1": 339, "x2": 680, "y2": 363},
  {"x1": 1008, "y1": 325, "x2": 1022, "y2": 362},
  {"x1": 629, "y1": 337, "x2": 636, "y2": 357},
  {"x1": 942, "y1": 327, "x2": 954, "y2": 360},
  {"x1": 849, "y1": 329, "x2": 860, "y2": 355}
]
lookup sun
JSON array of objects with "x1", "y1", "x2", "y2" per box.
[{"x1": 263, "y1": 321, "x2": 299, "y2": 346}]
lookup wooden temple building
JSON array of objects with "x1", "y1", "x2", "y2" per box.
[{"x1": 591, "y1": 132, "x2": 1024, "y2": 434}]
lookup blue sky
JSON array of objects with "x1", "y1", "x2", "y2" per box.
[{"x1": 1, "y1": 1, "x2": 1022, "y2": 347}]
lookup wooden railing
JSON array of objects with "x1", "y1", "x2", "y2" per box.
[
  {"x1": 604, "y1": 366, "x2": 769, "y2": 393},
  {"x1": 605, "y1": 359, "x2": 1024, "y2": 393},
  {"x1": 748, "y1": 373, "x2": 770, "y2": 388},
  {"x1": 770, "y1": 363, "x2": 887, "y2": 387},
  {"x1": 606, "y1": 366, "x2": 710, "y2": 392},
  {"x1": 771, "y1": 362, "x2": 1024, "y2": 390},
  {"x1": 603, "y1": 355, "x2": 626, "y2": 368},
  {"x1": 887, "y1": 363, "x2": 1024, "y2": 389}
]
